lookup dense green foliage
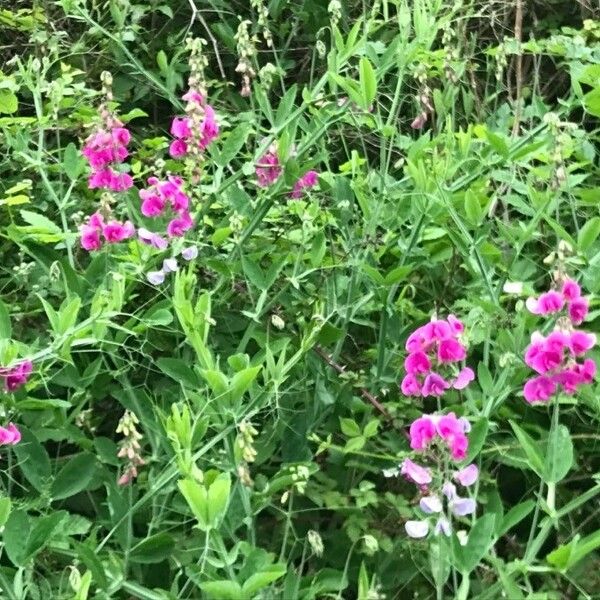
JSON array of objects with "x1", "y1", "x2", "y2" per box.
[{"x1": 1, "y1": 0, "x2": 600, "y2": 598}]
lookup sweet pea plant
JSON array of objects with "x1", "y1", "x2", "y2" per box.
[{"x1": 1, "y1": 1, "x2": 600, "y2": 599}]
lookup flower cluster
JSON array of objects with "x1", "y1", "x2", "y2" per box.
[
  {"x1": 83, "y1": 126, "x2": 133, "y2": 191},
  {"x1": 139, "y1": 175, "x2": 194, "y2": 238},
  {"x1": 256, "y1": 143, "x2": 319, "y2": 198},
  {"x1": 116, "y1": 410, "x2": 145, "y2": 486},
  {"x1": 0, "y1": 359, "x2": 32, "y2": 392},
  {"x1": 526, "y1": 278, "x2": 588, "y2": 325},
  {"x1": 523, "y1": 279, "x2": 596, "y2": 403},
  {"x1": 0, "y1": 423, "x2": 21, "y2": 446},
  {"x1": 394, "y1": 413, "x2": 478, "y2": 539},
  {"x1": 169, "y1": 91, "x2": 219, "y2": 159},
  {"x1": 146, "y1": 247, "x2": 197, "y2": 285},
  {"x1": 409, "y1": 412, "x2": 470, "y2": 460},
  {"x1": 401, "y1": 315, "x2": 475, "y2": 397},
  {"x1": 80, "y1": 212, "x2": 135, "y2": 252},
  {"x1": 82, "y1": 72, "x2": 133, "y2": 192}
]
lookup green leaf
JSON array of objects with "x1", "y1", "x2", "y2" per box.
[
  {"x1": 509, "y1": 421, "x2": 544, "y2": 478},
  {"x1": 547, "y1": 536, "x2": 579, "y2": 571},
  {"x1": 207, "y1": 473, "x2": 231, "y2": 528},
  {"x1": 217, "y1": 122, "x2": 252, "y2": 167},
  {"x1": 3, "y1": 509, "x2": 30, "y2": 566},
  {"x1": 26, "y1": 511, "x2": 67, "y2": 558},
  {"x1": 0, "y1": 89, "x2": 18, "y2": 114},
  {"x1": 13, "y1": 426, "x2": 51, "y2": 491},
  {"x1": 340, "y1": 418, "x2": 361, "y2": 437},
  {"x1": 51, "y1": 453, "x2": 97, "y2": 500},
  {"x1": 229, "y1": 366, "x2": 261, "y2": 403},
  {"x1": 74, "y1": 542, "x2": 108, "y2": 590},
  {"x1": 63, "y1": 142, "x2": 84, "y2": 180},
  {"x1": 20, "y1": 209, "x2": 63, "y2": 234},
  {"x1": 358, "y1": 57, "x2": 376, "y2": 109},
  {"x1": 201, "y1": 369, "x2": 229, "y2": 396},
  {"x1": 242, "y1": 565, "x2": 287, "y2": 596},
  {"x1": 275, "y1": 85, "x2": 297, "y2": 127},
  {"x1": 157, "y1": 357, "x2": 201, "y2": 389},
  {"x1": 496, "y1": 500, "x2": 535, "y2": 537},
  {"x1": 465, "y1": 418, "x2": 488, "y2": 462},
  {"x1": 199, "y1": 580, "x2": 243, "y2": 600},
  {"x1": 357, "y1": 562, "x2": 369, "y2": 600},
  {"x1": 543, "y1": 424, "x2": 573, "y2": 484},
  {"x1": 577, "y1": 216, "x2": 600, "y2": 252},
  {"x1": 130, "y1": 533, "x2": 175, "y2": 564},
  {"x1": 0, "y1": 299, "x2": 11, "y2": 339},
  {"x1": 455, "y1": 514, "x2": 495, "y2": 573},
  {"x1": 178, "y1": 478, "x2": 210, "y2": 530},
  {"x1": 0, "y1": 497, "x2": 11, "y2": 528}
]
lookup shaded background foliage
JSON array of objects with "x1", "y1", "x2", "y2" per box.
[{"x1": 1, "y1": 0, "x2": 600, "y2": 599}]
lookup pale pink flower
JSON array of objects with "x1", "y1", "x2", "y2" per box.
[
  {"x1": 454, "y1": 464, "x2": 479, "y2": 487},
  {"x1": 400, "y1": 458, "x2": 432, "y2": 485},
  {"x1": 452, "y1": 367, "x2": 475, "y2": 390}
]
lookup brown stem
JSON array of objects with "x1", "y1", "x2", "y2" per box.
[{"x1": 313, "y1": 345, "x2": 392, "y2": 421}]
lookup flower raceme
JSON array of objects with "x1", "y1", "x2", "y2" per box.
[
  {"x1": 526, "y1": 278, "x2": 589, "y2": 325},
  {"x1": 523, "y1": 278, "x2": 596, "y2": 403},
  {"x1": 83, "y1": 124, "x2": 133, "y2": 192},
  {"x1": 168, "y1": 90, "x2": 220, "y2": 158},
  {"x1": 139, "y1": 176, "x2": 193, "y2": 239},
  {"x1": 80, "y1": 212, "x2": 135, "y2": 252},
  {"x1": 401, "y1": 315, "x2": 474, "y2": 398},
  {"x1": 398, "y1": 413, "x2": 478, "y2": 539}
]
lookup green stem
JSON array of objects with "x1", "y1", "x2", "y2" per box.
[{"x1": 546, "y1": 398, "x2": 561, "y2": 513}]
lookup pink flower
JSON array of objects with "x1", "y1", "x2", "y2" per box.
[
  {"x1": 290, "y1": 170, "x2": 319, "y2": 199},
  {"x1": 562, "y1": 279, "x2": 581, "y2": 301},
  {"x1": 170, "y1": 117, "x2": 191, "y2": 139},
  {"x1": 409, "y1": 416, "x2": 436, "y2": 451},
  {"x1": 169, "y1": 139, "x2": 188, "y2": 158},
  {"x1": 400, "y1": 373, "x2": 421, "y2": 396},
  {"x1": 421, "y1": 372, "x2": 450, "y2": 397},
  {"x1": 454, "y1": 464, "x2": 479, "y2": 486},
  {"x1": 404, "y1": 352, "x2": 431, "y2": 375},
  {"x1": 0, "y1": 360, "x2": 33, "y2": 392},
  {"x1": 200, "y1": 105, "x2": 219, "y2": 148},
  {"x1": 437, "y1": 338, "x2": 466, "y2": 363},
  {"x1": 569, "y1": 331, "x2": 596, "y2": 355},
  {"x1": 447, "y1": 314, "x2": 464, "y2": 334},
  {"x1": 167, "y1": 212, "x2": 194, "y2": 237},
  {"x1": 140, "y1": 192, "x2": 166, "y2": 217},
  {"x1": 410, "y1": 113, "x2": 428, "y2": 130},
  {"x1": 256, "y1": 150, "x2": 282, "y2": 187},
  {"x1": 568, "y1": 297, "x2": 588, "y2": 325},
  {"x1": 523, "y1": 375, "x2": 556, "y2": 403},
  {"x1": 0, "y1": 423, "x2": 21, "y2": 445},
  {"x1": 88, "y1": 212, "x2": 104, "y2": 228},
  {"x1": 400, "y1": 458, "x2": 432, "y2": 485},
  {"x1": 452, "y1": 367, "x2": 475, "y2": 390},
  {"x1": 80, "y1": 224, "x2": 102, "y2": 251},
  {"x1": 526, "y1": 291, "x2": 564, "y2": 315},
  {"x1": 102, "y1": 220, "x2": 135, "y2": 243}
]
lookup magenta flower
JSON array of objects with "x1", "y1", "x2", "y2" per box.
[
  {"x1": 438, "y1": 338, "x2": 467, "y2": 363},
  {"x1": 102, "y1": 220, "x2": 135, "y2": 243},
  {"x1": 80, "y1": 224, "x2": 102, "y2": 251},
  {"x1": 526, "y1": 290, "x2": 564, "y2": 315},
  {"x1": 400, "y1": 373, "x2": 421, "y2": 396},
  {"x1": 290, "y1": 170, "x2": 319, "y2": 199},
  {"x1": 568, "y1": 297, "x2": 589, "y2": 325},
  {"x1": 409, "y1": 417, "x2": 437, "y2": 451},
  {"x1": 404, "y1": 351, "x2": 431, "y2": 375},
  {"x1": 562, "y1": 279, "x2": 581, "y2": 301},
  {"x1": 256, "y1": 148, "x2": 282, "y2": 187},
  {"x1": 523, "y1": 375, "x2": 557, "y2": 404},
  {"x1": 421, "y1": 372, "x2": 450, "y2": 397},
  {"x1": 0, "y1": 423, "x2": 21, "y2": 445},
  {"x1": 0, "y1": 360, "x2": 33, "y2": 392}
]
